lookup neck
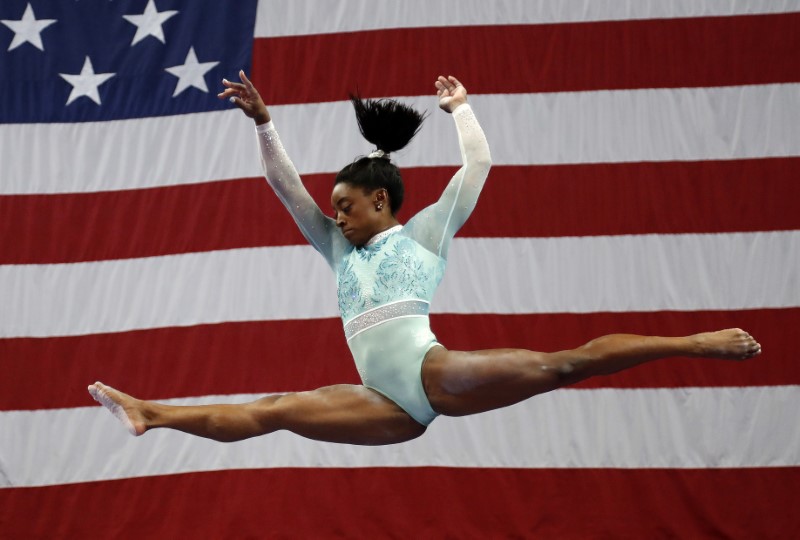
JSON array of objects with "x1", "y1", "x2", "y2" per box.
[{"x1": 376, "y1": 218, "x2": 400, "y2": 234}]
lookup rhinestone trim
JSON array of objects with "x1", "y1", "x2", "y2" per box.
[
  {"x1": 344, "y1": 299, "x2": 430, "y2": 341},
  {"x1": 365, "y1": 224, "x2": 402, "y2": 247}
]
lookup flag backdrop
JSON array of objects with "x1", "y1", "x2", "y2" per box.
[{"x1": 1, "y1": 1, "x2": 799, "y2": 538}]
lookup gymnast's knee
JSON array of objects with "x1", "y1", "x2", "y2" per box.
[{"x1": 533, "y1": 350, "x2": 588, "y2": 385}]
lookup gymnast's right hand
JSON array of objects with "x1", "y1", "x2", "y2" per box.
[{"x1": 218, "y1": 69, "x2": 271, "y2": 125}]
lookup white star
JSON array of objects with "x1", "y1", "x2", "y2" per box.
[
  {"x1": 123, "y1": 0, "x2": 178, "y2": 46},
  {"x1": 1, "y1": 3, "x2": 57, "y2": 51},
  {"x1": 59, "y1": 57, "x2": 116, "y2": 106},
  {"x1": 165, "y1": 47, "x2": 219, "y2": 97}
]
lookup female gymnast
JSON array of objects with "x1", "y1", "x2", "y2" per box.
[{"x1": 88, "y1": 71, "x2": 761, "y2": 445}]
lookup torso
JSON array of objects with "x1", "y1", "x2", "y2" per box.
[
  {"x1": 335, "y1": 225, "x2": 445, "y2": 426},
  {"x1": 336, "y1": 226, "x2": 446, "y2": 324}
]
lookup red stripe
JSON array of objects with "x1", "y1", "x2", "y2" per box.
[
  {"x1": 0, "y1": 178, "x2": 278, "y2": 264},
  {"x1": 1, "y1": 308, "x2": 793, "y2": 411},
  {"x1": 1, "y1": 467, "x2": 797, "y2": 538},
  {"x1": 413, "y1": 159, "x2": 800, "y2": 239},
  {"x1": 2, "y1": 158, "x2": 798, "y2": 264},
  {"x1": 252, "y1": 14, "x2": 800, "y2": 105}
]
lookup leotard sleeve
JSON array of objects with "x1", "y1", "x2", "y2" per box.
[
  {"x1": 256, "y1": 121, "x2": 345, "y2": 269},
  {"x1": 404, "y1": 104, "x2": 492, "y2": 259}
]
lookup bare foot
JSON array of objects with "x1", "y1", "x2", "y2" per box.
[
  {"x1": 88, "y1": 382, "x2": 147, "y2": 436},
  {"x1": 691, "y1": 328, "x2": 762, "y2": 360}
]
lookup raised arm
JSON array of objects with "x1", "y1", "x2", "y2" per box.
[
  {"x1": 219, "y1": 71, "x2": 342, "y2": 267},
  {"x1": 406, "y1": 76, "x2": 492, "y2": 259}
]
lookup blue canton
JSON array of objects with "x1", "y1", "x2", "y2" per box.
[{"x1": 0, "y1": 0, "x2": 257, "y2": 123}]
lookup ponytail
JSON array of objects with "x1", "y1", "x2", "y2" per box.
[
  {"x1": 334, "y1": 95, "x2": 427, "y2": 215},
  {"x1": 349, "y1": 94, "x2": 426, "y2": 155}
]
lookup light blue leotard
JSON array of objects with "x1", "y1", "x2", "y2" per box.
[{"x1": 256, "y1": 104, "x2": 491, "y2": 425}]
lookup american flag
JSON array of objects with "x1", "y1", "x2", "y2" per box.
[{"x1": 1, "y1": 1, "x2": 799, "y2": 537}]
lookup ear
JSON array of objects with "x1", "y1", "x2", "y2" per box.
[{"x1": 374, "y1": 189, "x2": 387, "y2": 211}]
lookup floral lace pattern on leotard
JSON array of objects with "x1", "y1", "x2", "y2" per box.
[
  {"x1": 371, "y1": 237, "x2": 433, "y2": 306},
  {"x1": 337, "y1": 258, "x2": 365, "y2": 316},
  {"x1": 336, "y1": 231, "x2": 445, "y2": 322}
]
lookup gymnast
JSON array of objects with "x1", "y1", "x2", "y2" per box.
[{"x1": 89, "y1": 71, "x2": 761, "y2": 445}]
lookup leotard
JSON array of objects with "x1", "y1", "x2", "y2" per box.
[{"x1": 256, "y1": 103, "x2": 491, "y2": 425}]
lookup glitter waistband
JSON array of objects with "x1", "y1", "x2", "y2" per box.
[{"x1": 343, "y1": 300, "x2": 430, "y2": 341}]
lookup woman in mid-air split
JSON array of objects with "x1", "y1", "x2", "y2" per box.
[{"x1": 89, "y1": 71, "x2": 761, "y2": 445}]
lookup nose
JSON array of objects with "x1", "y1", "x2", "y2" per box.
[{"x1": 335, "y1": 213, "x2": 346, "y2": 228}]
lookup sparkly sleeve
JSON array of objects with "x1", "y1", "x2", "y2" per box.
[
  {"x1": 256, "y1": 121, "x2": 343, "y2": 268},
  {"x1": 405, "y1": 104, "x2": 492, "y2": 259}
]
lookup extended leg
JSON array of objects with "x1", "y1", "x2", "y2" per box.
[
  {"x1": 88, "y1": 382, "x2": 426, "y2": 446},
  {"x1": 423, "y1": 328, "x2": 761, "y2": 417}
]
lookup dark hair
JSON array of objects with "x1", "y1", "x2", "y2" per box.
[{"x1": 334, "y1": 94, "x2": 426, "y2": 214}]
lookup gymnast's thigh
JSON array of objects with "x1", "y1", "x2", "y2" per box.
[
  {"x1": 263, "y1": 384, "x2": 427, "y2": 445},
  {"x1": 421, "y1": 346, "x2": 559, "y2": 417}
]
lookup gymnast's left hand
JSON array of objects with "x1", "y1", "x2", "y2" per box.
[
  {"x1": 218, "y1": 70, "x2": 271, "y2": 125},
  {"x1": 435, "y1": 75, "x2": 468, "y2": 113}
]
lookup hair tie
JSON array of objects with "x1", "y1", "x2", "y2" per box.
[{"x1": 367, "y1": 149, "x2": 390, "y2": 160}]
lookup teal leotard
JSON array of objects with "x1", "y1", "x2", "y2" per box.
[{"x1": 256, "y1": 104, "x2": 491, "y2": 425}]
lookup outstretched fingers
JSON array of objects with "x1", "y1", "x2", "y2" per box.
[
  {"x1": 217, "y1": 70, "x2": 269, "y2": 123},
  {"x1": 217, "y1": 79, "x2": 243, "y2": 101},
  {"x1": 446, "y1": 75, "x2": 463, "y2": 89},
  {"x1": 435, "y1": 75, "x2": 453, "y2": 95},
  {"x1": 435, "y1": 75, "x2": 468, "y2": 113},
  {"x1": 217, "y1": 71, "x2": 255, "y2": 102},
  {"x1": 217, "y1": 84, "x2": 242, "y2": 108},
  {"x1": 238, "y1": 68, "x2": 256, "y2": 91},
  {"x1": 435, "y1": 75, "x2": 463, "y2": 93}
]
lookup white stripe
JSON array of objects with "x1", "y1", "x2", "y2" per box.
[
  {"x1": 1, "y1": 231, "x2": 797, "y2": 338},
  {"x1": 255, "y1": 0, "x2": 800, "y2": 37},
  {"x1": 440, "y1": 232, "x2": 800, "y2": 315},
  {"x1": 0, "y1": 109, "x2": 258, "y2": 195},
  {"x1": 2, "y1": 386, "x2": 797, "y2": 487},
  {"x1": 2, "y1": 84, "x2": 799, "y2": 195}
]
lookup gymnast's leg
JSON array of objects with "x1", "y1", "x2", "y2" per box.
[
  {"x1": 88, "y1": 382, "x2": 426, "y2": 445},
  {"x1": 422, "y1": 328, "x2": 761, "y2": 417}
]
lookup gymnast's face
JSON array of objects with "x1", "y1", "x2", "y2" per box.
[{"x1": 331, "y1": 182, "x2": 387, "y2": 247}]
